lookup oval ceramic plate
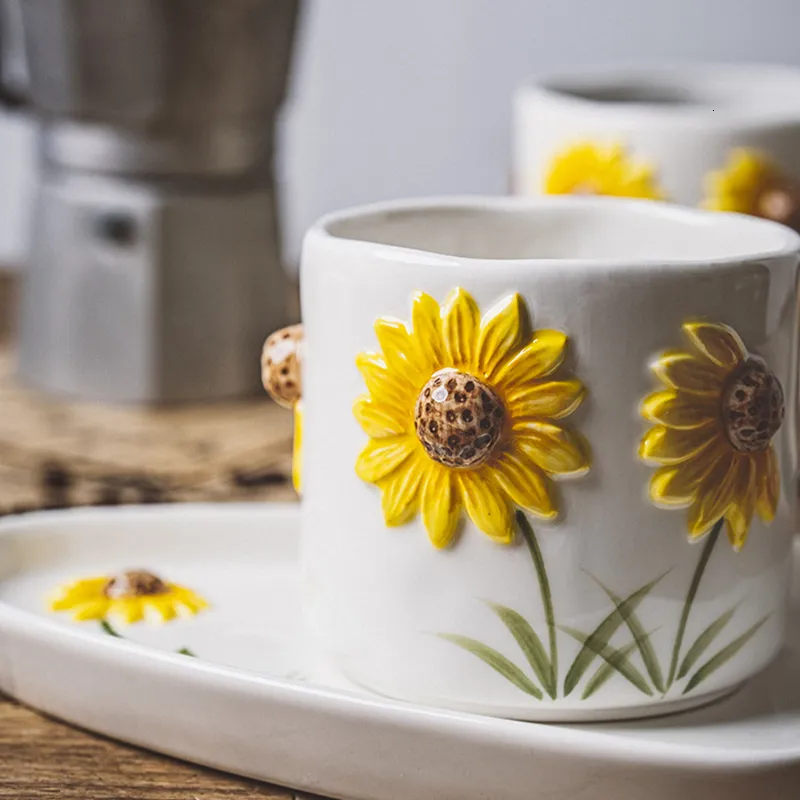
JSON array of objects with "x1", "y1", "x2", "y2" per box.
[{"x1": 0, "y1": 504, "x2": 798, "y2": 800}]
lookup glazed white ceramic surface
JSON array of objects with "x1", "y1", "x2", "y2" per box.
[
  {"x1": 2, "y1": 506, "x2": 800, "y2": 800},
  {"x1": 300, "y1": 195, "x2": 800, "y2": 720},
  {"x1": 513, "y1": 64, "x2": 800, "y2": 203}
]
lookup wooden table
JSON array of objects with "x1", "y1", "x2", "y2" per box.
[
  {"x1": 0, "y1": 273, "x2": 325, "y2": 798},
  {"x1": 0, "y1": 696, "x2": 313, "y2": 799}
]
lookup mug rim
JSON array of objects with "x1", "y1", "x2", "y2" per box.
[
  {"x1": 516, "y1": 62, "x2": 800, "y2": 129},
  {"x1": 306, "y1": 195, "x2": 800, "y2": 271}
]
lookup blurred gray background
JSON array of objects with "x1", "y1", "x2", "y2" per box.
[{"x1": 1, "y1": 0, "x2": 798, "y2": 270}]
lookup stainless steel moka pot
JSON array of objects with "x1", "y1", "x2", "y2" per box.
[{"x1": 0, "y1": 0, "x2": 298, "y2": 402}]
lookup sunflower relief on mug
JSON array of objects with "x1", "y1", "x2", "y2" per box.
[{"x1": 513, "y1": 65, "x2": 800, "y2": 232}]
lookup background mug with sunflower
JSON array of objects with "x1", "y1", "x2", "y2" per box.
[
  {"x1": 298, "y1": 194, "x2": 800, "y2": 721},
  {"x1": 513, "y1": 65, "x2": 800, "y2": 232}
]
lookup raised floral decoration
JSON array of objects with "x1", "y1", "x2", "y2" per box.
[
  {"x1": 640, "y1": 322, "x2": 783, "y2": 551},
  {"x1": 354, "y1": 289, "x2": 589, "y2": 548},
  {"x1": 262, "y1": 323, "x2": 305, "y2": 494},
  {"x1": 50, "y1": 570, "x2": 208, "y2": 624},
  {"x1": 544, "y1": 141, "x2": 665, "y2": 200},
  {"x1": 703, "y1": 149, "x2": 800, "y2": 229}
]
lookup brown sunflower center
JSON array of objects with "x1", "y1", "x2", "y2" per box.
[
  {"x1": 754, "y1": 174, "x2": 800, "y2": 226},
  {"x1": 721, "y1": 357, "x2": 784, "y2": 453},
  {"x1": 104, "y1": 570, "x2": 169, "y2": 599},
  {"x1": 414, "y1": 369, "x2": 505, "y2": 468}
]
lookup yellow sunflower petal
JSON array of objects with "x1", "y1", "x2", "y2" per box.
[
  {"x1": 374, "y1": 318, "x2": 428, "y2": 387},
  {"x1": 703, "y1": 150, "x2": 771, "y2": 213},
  {"x1": 755, "y1": 446, "x2": 780, "y2": 523},
  {"x1": 652, "y1": 352, "x2": 726, "y2": 394},
  {"x1": 49, "y1": 596, "x2": 76, "y2": 612},
  {"x1": 513, "y1": 420, "x2": 590, "y2": 477},
  {"x1": 355, "y1": 436, "x2": 416, "y2": 482},
  {"x1": 70, "y1": 578, "x2": 109, "y2": 593},
  {"x1": 476, "y1": 293, "x2": 525, "y2": 379},
  {"x1": 293, "y1": 401, "x2": 303, "y2": 494},
  {"x1": 374, "y1": 318, "x2": 413, "y2": 366},
  {"x1": 148, "y1": 597, "x2": 177, "y2": 622},
  {"x1": 492, "y1": 449, "x2": 557, "y2": 520},
  {"x1": 410, "y1": 291, "x2": 445, "y2": 374},
  {"x1": 648, "y1": 443, "x2": 723, "y2": 507},
  {"x1": 171, "y1": 588, "x2": 209, "y2": 614},
  {"x1": 638, "y1": 424, "x2": 719, "y2": 465},
  {"x1": 71, "y1": 599, "x2": 111, "y2": 621},
  {"x1": 640, "y1": 390, "x2": 719, "y2": 430},
  {"x1": 442, "y1": 288, "x2": 480, "y2": 370},
  {"x1": 355, "y1": 352, "x2": 415, "y2": 408},
  {"x1": 457, "y1": 469, "x2": 513, "y2": 543},
  {"x1": 114, "y1": 599, "x2": 145, "y2": 624},
  {"x1": 421, "y1": 462, "x2": 460, "y2": 548},
  {"x1": 683, "y1": 322, "x2": 746, "y2": 369},
  {"x1": 508, "y1": 379, "x2": 586, "y2": 421},
  {"x1": 687, "y1": 457, "x2": 740, "y2": 538},
  {"x1": 544, "y1": 142, "x2": 664, "y2": 199},
  {"x1": 50, "y1": 578, "x2": 108, "y2": 607},
  {"x1": 725, "y1": 457, "x2": 756, "y2": 551},
  {"x1": 353, "y1": 396, "x2": 408, "y2": 438},
  {"x1": 379, "y1": 451, "x2": 425, "y2": 527},
  {"x1": 494, "y1": 330, "x2": 568, "y2": 392}
]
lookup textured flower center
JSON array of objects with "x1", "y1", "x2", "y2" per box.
[
  {"x1": 721, "y1": 357, "x2": 784, "y2": 453},
  {"x1": 753, "y1": 170, "x2": 800, "y2": 227},
  {"x1": 414, "y1": 369, "x2": 504, "y2": 468},
  {"x1": 104, "y1": 570, "x2": 169, "y2": 599},
  {"x1": 757, "y1": 187, "x2": 794, "y2": 223}
]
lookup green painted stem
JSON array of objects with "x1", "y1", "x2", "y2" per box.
[
  {"x1": 516, "y1": 511, "x2": 558, "y2": 698},
  {"x1": 666, "y1": 518, "x2": 723, "y2": 690},
  {"x1": 99, "y1": 619, "x2": 122, "y2": 638}
]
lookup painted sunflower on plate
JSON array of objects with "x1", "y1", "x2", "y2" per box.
[
  {"x1": 702, "y1": 148, "x2": 800, "y2": 229},
  {"x1": 544, "y1": 141, "x2": 665, "y2": 200},
  {"x1": 639, "y1": 322, "x2": 783, "y2": 551},
  {"x1": 50, "y1": 569, "x2": 208, "y2": 624},
  {"x1": 353, "y1": 288, "x2": 590, "y2": 548}
]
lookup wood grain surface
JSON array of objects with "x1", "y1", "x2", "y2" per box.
[
  {"x1": 0, "y1": 272, "x2": 329, "y2": 798},
  {"x1": 0, "y1": 693, "x2": 309, "y2": 799}
]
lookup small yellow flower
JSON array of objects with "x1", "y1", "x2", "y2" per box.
[
  {"x1": 49, "y1": 570, "x2": 209, "y2": 624},
  {"x1": 702, "y1": 149, "x2": 800, "y2": 228},
  {"x1": 354, "y1": 289, "x2": 590, "y2": 548},
  {"x1": 640, "y1": 322, "x2": 783, "y2": 551},
  {"x1": 544, "y1": 141, "x2": 665, "y2": 199}
]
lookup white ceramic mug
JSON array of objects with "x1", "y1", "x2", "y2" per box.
[
  {"x1": 513, "y1": 65, "x2": 800, "y2": 231},
  {"x1": 300, "y1": 195, "x2": 799, "y2": 721}
]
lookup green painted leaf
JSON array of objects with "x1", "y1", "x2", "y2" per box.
[
  {"x1": 516, "y1": 511, "x2": 558, "y2": 697},
  {"x1": 177, "y1": 647, "x2": 196, "y2": 657},
  {"x1": 561, "y1": 626, "x2": 654, "y2": 697},
  {"x1": 677, "y1": 606, "x2": 737, "y2": 680},
  {"x1": 439, "y1": 634, "x2": 543, "y2": 699},
  {"x1": 581, "y1": 639, "x2": 640, "y2": 700},
  {"x1": 99, "y1": 619, "x2": 122, "y2": 638},
  {"x1": 486, "y1": 602, "x2": 554, "y2": 698},
  {"x1": 683, "y1": 617, "x2": 768, "y2": 695},
  {"x1": 562, "y1": 572, "x2": 667, "y2": 696},
  {"x1": 591, "y1": 577, "x2": 665, "y2": 694}
]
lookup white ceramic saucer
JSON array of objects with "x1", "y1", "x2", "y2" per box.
[{"x1": 0, "y1": 504, "x2": 798, "y2": 800}]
